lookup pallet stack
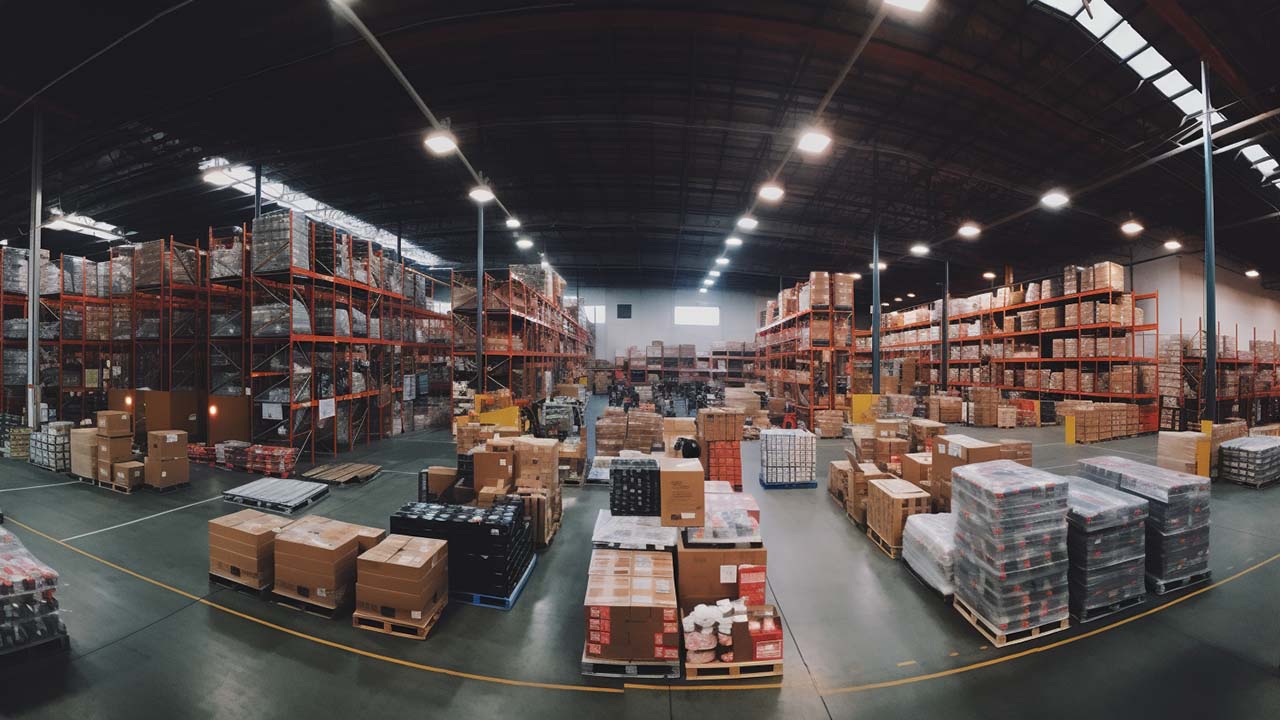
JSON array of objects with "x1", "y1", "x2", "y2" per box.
[
  {"x1": 971, "y1": 387, "x2": 1000, "y2": 427},
  {"x1": 902, "y1": 513, "x2": 957, "y2": 597},
  {"x1": 1077, "y1": 456, "x2": 1211, "y2": 594},
  {"x1": 1065, "y1": 478, "x2": 1148, "y2": 621},
  {"x1": 0, "y1": 526, "x2": 68, "y2": 655},
  {"x1": 697, "y1": 408, "x2": 745, "y2": 488},
  {"x1": 927, "y1": 395, "x2": 963, "y2": 423},
  {"x1": 1218, "y1": 436, "x2": 1280, "y2": 488},
  {"x1": 758, "y1": 429, "x2": 816, "y2": 489},
  {"x1": 866, "y1": 478, "x2": 931, "y2": 557},
  {"x1": 353, "y1": 535, "x2": 449, "y2": 640},
  {"x1": 29, "y1": 422, "x2": 71, "y2": 473},
  {"x1": 952, "y1": 460, "x2": 1070, "y2": 645},
  {"x1": 208, "y1": 509, "x2": 294, "y2": 590},
  {"x1": 583, "y1": 549, "x2": 678, "y2": 666},
  {"x1": 812, "y1": 409, "x2": 844, "y2": 439}
]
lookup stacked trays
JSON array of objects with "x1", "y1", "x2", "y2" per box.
[
  {"x1": 758, "y1": 429, "x2": 817, "y2": 487},
  {"x1": 610, "y1": 458, "x2": 661, "y2": 516},
  {"x1": 1218, "y1": 436, "x2": 1280, "y2": 487},
  {"x1": 901, "y1": 513, "x2": 957, "y2": 597},
  {"x1": 952, "y1": 460, "x2": 1070, "y2": 631},
  {"x1": 390, "y1": 497, "x2": 533, "y2": 598},
  {"x1": 1077, "y1": 456, "x2": 1211, "y2": 591},
  {"x1": 1065, "y1": 477, "x2": 1149, "y2": 619}
]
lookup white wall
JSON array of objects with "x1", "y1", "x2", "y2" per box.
[
  {"x1": 1132, "y1": 253, "x2": 1280, "y2": 340},
  {"x1": 573, "y1": 286, "x2": 770, "y2": 360}
]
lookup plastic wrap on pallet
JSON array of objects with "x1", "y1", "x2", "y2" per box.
[
  {"x1": 1064, "y1": 477, "x2": 1147, "y2": 612},
  {"x1": 3, "y1": 348, "x2": 26, "y2": 385},
  {"x1": 351, "y1": 306, "x2": 368, "y2": 337},
  {"x1": 38, "y1": 320, "x2": 59, "y2": 340},
  {"x1": 1076, "y1": 456, "x2": 1210, "y2": 533},
  {"x1": 2, "y1": 248, "x2": 29, "y2": 294},
  {"x1": 252, "y1": 300, "x2": 311, "y2": 337},
  {"x1": 368, "y1": 253, "x2": 382, "y2": 289},
  {"x1": 39, "y1": 252, "x2": 58, "y2": 296},
  {"x1": 3, "y1": 318, "x2": 26, "y2": 339},
  {"x1": 134, "y1": 240, "x2": 164, "y2": 287},
  {"x1": 902, "y1": 513, "x2": 957, "y2": 596},
  {"x1": 758, "y1": 428, "x2": 816, "y2": 485},
  {"x1": 112, "y1": 315, "x2": 132, "y2": 340},
  {"x1": 60, "y1": 309, "x2": 83, "y2": 340},
  {"x1": 210, "y1": 310, "x2": 242, "y2": 338},
  {"x1": 590, "y1": 509, "x2": 678, "y2": 549},
  {"x1": 387, "y1": 262, "x2": 403, "y2": 295},
  {"x1": 61, "y1": 256, "x2": 84, "y2": 295},
  {"x1": 1065, "y1": 476, "x2": 1149, "y2": 531},
  {"x1": 684, "y1": 507, "x2": 760, "y2": 545},
  {"x1": 135, "y1": 310, "x2": 161, "y2": 339},
  {"x1": 210, "y1": 241, "x2": 243, "y2": 280},
  {"x1": 86, "y1": 306, "x2": 110, "y2": 341},
  {"x1": 82, "y1": 259, "x2": 98, "y2": 297},
  {"x1": 252, "y1": 210, "x2": 310, "y2": 273},
  {"x1": 95, "y1": 260, "x2": 110, "y2": 298},
  {"x1": 111, "y1": 250, "x2": 134, "y2": 295},
  {"x1": 1218, "y1": 436, "x2": 1280, "y2": 487}
]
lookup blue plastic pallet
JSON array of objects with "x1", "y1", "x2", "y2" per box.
[
  {"x1": 758, "y1": 480, "x2": 818, "y2": 490},
  {"x1": 450, "y1": 553, "x2": 537, "y2": 611}
]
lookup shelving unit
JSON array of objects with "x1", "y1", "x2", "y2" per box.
[
  {"x1": 38, "y1": 254, "x2": 112, "y2": 424},
  {"x1": 394, "y1": 267, "x2": 452, "y2": 433},
  {"x1": 709, "y1": 342, "x2": 758, "y2": 386},
  {"x1": 1158, "y1": 320, "x2": 1280, "y2": 430},
  {"x1": 756, "y1": 281, "x2": 856, "y2": 428}
]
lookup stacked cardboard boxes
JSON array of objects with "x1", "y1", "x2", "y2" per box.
[
  {"x1": 927, "y1": 395, "x2": 962, "y2": 423},
  {"x1": 843, "y1": 458, "x2": 893, "y2": 526},
  {"x1": 70, "y1": 427, "x2": 97, "y2": 480},
  {"x1": 705, "y1": 440, "x2": 743, "y2": 489},
  {"x1": 997, "y1": 439, "x2": 1033, "y2": 466},
  {"x1": 907, "y1": 418, "x2": 945, "y2": 452},
  {"x1": 930, "y1": 435, "x2": 1003, "y2": 511},
  {"x1": 758, "y1": 429, "x2": 816, "y2": 487},
  {"x1": 355, "y1": 535, "x2": 449, "y2": 628},
  {"x1": 145, "y1": 429, "x2": 189, "y2": 489},
  {"x1": 208, "y1": 509, "x2": 293, "y2": 589},
  {"x1": 971, "y1": 387, "x2": 1000, "y2": 427},
  {"x1": 584, "y1": 549, "x2": 679, "y2": 661},
  {"x1": 867, "y1": 478, "x2": 932, "y2": 551},
  {"x1": 812, "y1": 409, "x2": 844, "y2": 438},
  {"x1": 1156, "y1": 431, "x2": 1204, "y2": 474},
  {"x1": 94, "y1": 411, "x2": 136, "y2": 487},
  {"x1": 274, "y1": 516, "x2": 386, "y2": 609},
  {"x1": 827, "y1": 460, "x2": 854, "y2": 504}
]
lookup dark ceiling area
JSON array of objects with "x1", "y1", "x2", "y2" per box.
[{"x1": 2, "y1": 0, "x2": 1280, "y2": 302}]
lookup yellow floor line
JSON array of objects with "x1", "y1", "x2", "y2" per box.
[{"x1": 10, "y1": 517, "x2": 1278, "y2": 698}]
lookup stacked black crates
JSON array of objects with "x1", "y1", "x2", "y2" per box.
[
  {"x1": 1218, "y1": 436, "x2": 1280, "y2": 488},
  {"x1": 1078, "y1": 456, "x2": 1211, "y2": 593},
  {"x1": 1065, "y1": 477, "x2": 1148, "y2": 620},
  {"x1": 609, "y1": 458, "x2": 660, "y2": 516},
  {"x1": 390, "y1": 498, "x2": 533, "y2": 599}
]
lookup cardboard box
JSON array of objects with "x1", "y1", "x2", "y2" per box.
[
  {"x1": 930, "y1": 435, "x2": 1003, "y2": 482},
  {"x1": 514, "y1": 437, "x2": 560, "y2": 488},
  {"x1": 583, "y1": 572, "x2": 679, "y2": 661},
  {"x1": 828, "y1": 460, "x2": 854, "y2": 500},
  {"x1": 113, "y1": 460, "x2": 145, "y2": 489},
  {"x1": 209, "y1": 509, "x2": 293, "y2": 588},
  {"x1": 355, "y1": 535, "x2": 449, "y2": 621},
  {"x1": 96, "y1": 410, "x2": 132, "y2": 438},
  {"x1": 997, "y1": 439, "x2": 1033, "y2": 466},
  {"x1": 676, "y1": 536, "x2": 766, "y2": 607},
  {"x1": 874, "y1": 419, "x2": 901, "y2": 438},
  {"x1": 867, "y1": 478, "x2": 931, "y2": 547},
  {"x1": 696, "y1": 408, "x2": 744, "y2": 442},
  {"x1": 146, "y1": 430, "x2": 188, "y2": 460},
  {"x1": 901, "y1": 452, "x2": 933, "y2": 487},
  {"x1": 730, "y1": 605, "x2": 783, "y2": 662},
  {"x1": 874, "y1": 437, "x2": 909, "y2": 468},
  {"x1": 517, "y1": 488, "x2": 556, "y2": 545},
  {"x1": 96, "y1": 458, "x2": 114, "y2": 484},
  {"x1": 144, "y1": 456, "x2": 189, "y2": 488},
  {"x1": 70, "y1": 428, "x2": 98, "y2": 479},
  {"x1": 274, "y1": 516, "x2": 363, "y2": 608},
  {"x1": 588, "y1": 549, "x2": 675, "y2": 578},
  {"x1": 420, "y1": 466, "x2": 457, "y2": 499},
  {"x1": 96, "y1": 435, "x2": 133, "y2": 464},
  {"x1": 472, "y1": 450, "x2": 514, "y2": 491},
  {"x1": 657, "y1": 457, "x2": 704, "y2": 527}
]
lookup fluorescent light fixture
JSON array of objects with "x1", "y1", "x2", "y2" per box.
[
  {"x1": 505, "y1": 217, "x2": 521, "y2": 229},
  {"x1": 851, "y1": 273, "x2": 862, "y2": 280},
  {"x1": 757, "y1": 182, "x2": 785, "y2": 203},
  {"x1": 870, "y1": 262, "x2": 887, "y2": 271},
  {"x1": 894, "y1": 297, "x2": 903, "y2": 302},
  {"x1": 909, "y1": 243, "x2": 930, "y2": 256},
  {"x1": 906, "y1": 292, "x2": 916, "y2": 298},
  {"x1": 709, "y1": 270, "x2": 721, "y2": 277},
  {"x1": 1127, "y1": 46, "x2": 1170, "y2": 79},
  {"x1": 703, "y1": 279, "x2": 715, "y2": 286},
  {"x1": 515, "y1": 237, "x2": 534, "y2": 250},
  {"x1": 0, "y1": 239, "x2": 8, "y2": 246},
  {"x1": 1040, "y1": 190, "x2": 1070, "y2": 209},
  {"x1": 715, "y1": 257, "x2": 730, "y2": 266},
  {"x1": 983, "y1": 271, "x2": 997, "y2": 280},
  {"x1": 540, "y1": 258, "x2": 550, "y2": 269},
  {"x1": 1164, "y1": 239, "x2": 1182, "y2": 250},
  {"x1": 797, "y1": 128, "x2": 833, "y2": 156},
  {"x1": 699, "y1": 287, "x2": 708, "y2": 294},
  {"x1": 1258, "y1": 159, "x2": 1279, "y2": 177},
  {"x1": 469, "y1": 185, "x2": 495, "y2": 204},
  {"x1": 958, "y1": 222, "x2": 981, "y2": 239},
  {"x1": 884, "y1": 0, "x2": 929, "y2": 11},
  {"x1": 881, "y1": 302, "x2": 889, "y2": 307},
  {"x1": 43, "y1": 209, "x2": 125, "y2": 241},
  {"x1": 736, "y1": 216, "x2": 759, "y2": 231},
  {"x1": 1120, "y1": 220, "x2": 1144, "y2": 236},
  {"x1": 725, "y1": 236, "x2": 743, "y2": 247},
  {"x1": 424, "y1": 129, "x2": 458, "y2": 156},
  {"x1": 1246, "y1": 269, "x2": 1260, "y2": 278}
]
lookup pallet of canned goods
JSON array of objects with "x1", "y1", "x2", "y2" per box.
[
  {"x1": 1217, "y1": 436, "x2": 1280, "y2": 488},
  {"x1": 758, "y1": 429, "x2": 816, "y2": 489}
]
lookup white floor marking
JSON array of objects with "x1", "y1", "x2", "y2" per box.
[
  {"x1": 380, "y1": 469, "x2": 417, "y2": 475},
  {"x1": 61, "y1": 496, "x2": 222, "y2": 542},
  {"x1": 0, "y1": 480, "x2": 80, "y2": 493}
]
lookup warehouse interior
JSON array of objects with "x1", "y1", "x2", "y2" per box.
[{"x1": 0, "y1": 1, "x2": 1278, "y2": 718}]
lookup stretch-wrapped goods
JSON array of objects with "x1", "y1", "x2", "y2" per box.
[
  {"x1": 902, "y1": 513, "x2": 957, "y2": 596},
  {"x1": 1218, "y1": 436, "x2": 1280, "y2": 488},
  {"x1": 1065, "y1": 477, "x2": 1148, "y2": 615}
]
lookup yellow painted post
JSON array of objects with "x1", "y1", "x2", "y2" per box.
[
  {"x1": 1196, "y1": 420, "x2": 1213, "y2": 477},
  {"x1": 1065, "y1": 415, "x2": 1076, "y2": 445},
  {"x1": 850, "y1": 394, "x2": 879, "y2": 424}
]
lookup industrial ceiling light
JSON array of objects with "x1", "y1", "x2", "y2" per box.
[
  {"x1": 715, "y1": 257, "x2": 730, "y2": 266},
  {"x1": 757, "y1": 182, "x2": 785, "y2": 203},
  {"x1": 424, "y1": 128, "x2": 458, "y2": 156},
  {"x1": 1246, "y1": 269, "x2": 1260, "y2": 278},
  {"x1": 906, "y1": 292, "x2": 916, "y2": 298},
  {"x1": 469, "y1": 184, "x2": 495, "y2": 204},
  {"x1": 708, "y1": 270, "x2": 721, "y2": 277},
  {"x1": 894, "y1": 297, "x2": 903, "y2": 302},
  {"x1": 869, "y1": 262, "x2": 887, "y2": 270},
  {"x1": 910, "y1": 244, "x2": 930, "y2": 256},
  {"x1": 958, "y1": 222, "x2": 981, "y2": 239},
  {"x1": 505, "y1": 217, "x2": 521, "y2": 229},
  {"x1": 1164, "y1": 239, "x2": 1182, "y2": 250},
  {"x1": 515, "y1": 237, "x2": 534, "y2": 250},
  {"x1": 540, "y1": 257, "x2": 550, "y2": 269},
  {"x1": 884, "y1": 0, "x2": 930, "y2": 11},
  {"x1": 982, "y1": 271, "x2": 997, "y2": 280},
  {"x1": 1040, "y1": 190, "x2": 1070, "y2": 209},
  {"x1": 851, "y1": 273, "x2": 862, "y2": 280},
  {"x1": 1120, "y1": 220, "x2": 1144, "y2": 236},
  {"x1": 881, "y1": 302, "x2": 889, "y2": 307},
  {"x1": 796, "y1": 127, "x2": 833, "y2": 156},
  {"x1": 0, "y1": 239, "x2": 8, "y2": 247},
  {"x1": 699, "y1": 287, "x2": 708, "y2": 294},
  {"x1": 43, "y1": 209, "x2": 126, "y2": 241},
  {"x1": 736, "y1": 216, "x2": 759, "y2": 231},
  {"x1": 703, "y1": 279, "x2": 715, "y2": 286},
  {"x1": 725, "y1": 236, "x2": 743, "y2": 247}
]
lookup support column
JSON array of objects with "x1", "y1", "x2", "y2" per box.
[
  {"x1": 871, "y1": 150, "x2": 881, "y2": 395},
  {"x1": 27, "y1": 111, "x2": 42, "y2": 429},
  {"x1": 254, "y1": 162, "x2": 262, "y2": 220},
  {"x1": 941, "y1": 260, "x2": 950, "y2": 391},
  {"x1": 1201, "y1": 61, "x2": 1217, "y2": 422},
  {"x1": 475, "y1": 204, "x2": 485, "y2": 392}
]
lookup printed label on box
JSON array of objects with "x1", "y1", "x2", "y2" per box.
[
  {"x1": 719, "y1": 565, "x2": 738, "y2": 583},
  {"x1": 411, "y1": 610, "x2": 422, "y2": 620}
]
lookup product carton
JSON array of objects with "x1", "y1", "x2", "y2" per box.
[
  {"x1": 70, "y1": 428, "x2": 98, "y2": 479},
  {"x1": 209, "y1": 509, "x2": 293, "y2": 588},
  {"x1": 658, "y1": 457, "x2": 704, "y2": 527},
  {"x1": 472, "y1": 450, "x2": 514, "y2": 491},
  {"x1": 113, "y1": 460, "x2": 145, "y2": 489},
  {"x1": 355, "y1": 535, "x2": 449, "y2": 621},
  {"x1": 96, "y1": 410, "x2": 132, "y2": 438},
  {"x1": 96, "y1": 435, "x2": 133, "y2": 464},
  {"x1": 675, "y1": 536, "x2": 766, "y2": 608},
  {"x1": 144, "y1": 456, "x2": 189, "y2": 488},
  {"x1": 146, "y1": 430, "x2": 188, "y2": 460}
]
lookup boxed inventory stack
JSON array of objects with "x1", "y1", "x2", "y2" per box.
[
  {"x1": 902, "y1": 513, "x2": 957, "y2": 597},
  {"x1": 583, "y1": 549, "x2": 678, "y2": 665},
  {"x1": 698, "y1": 407, "x2": 745, "y2": 487},
  {"x1": 758, "y1": 429, "x2": 816, "y2": 488},
  {"x1": 30, "y1": 421, "x2": 72, "y2": 473},
  {"x1": 390, "y1": 497, "x2": 534, "y2": 605},
  {"x1": 611, "y1": 458, "x2": 661, "y2": 516},
  {"x1": 1156, "y1": 430, "x2": 1204, "y2": 474},
  {"x1": 812, "y1": 409, "x2": 844, "y2": 438},
  {"x1": 208, "y1": 509, "x2": 293, "y2": 590},
  {"x1": 1065, "y1": 478, "x2": 1148, "y2": 621},
  {"x1": 952, "y1": 461, "x2": 1070, "y2": 645},
  {"x1": 354, "y1": 535, "x2": 449, "y2": 639},
  {"x1": 1078, "y1": 456, "x2": 1211, "y2": 594},
  {"x1": 0, "y1": 525, "x2": 68, "y2": 655},
  {"x1": 1218, "y1": 436, "x2": 1280, "y2": 488},
  {"x1": 971, "y1": 387, "x2": 1000, "y2": 427},
  {"x1": 145, "y1": 429, "x2": 189, "y2": 489},
  {"x1": 865, "y1": 478, "x2": 931, "y2": 557},
  {"x1": 928, "y1": 395, "x2": 963, "y2": 423},
  {"x1": 930, "y1": 435, "x2": 1003, "y2": 511},
  {"x1": 273, "y1": 516, "x2": 385, "y2": 611}
]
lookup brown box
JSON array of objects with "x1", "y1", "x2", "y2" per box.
[
  {"x1": 901, "y1": 452, "x2": 933, "y2": 487},
  {"x1": 113, "y1": 460, "x2": 145, "y2": 489},
  {"x1": 658, "y1": 457, "x2": 705, "y2": 527},
  {"x1": 931, "y1": 435, "x2": 1003, "y2": 482},
  {"x1": 355, "y1": 535, "x2": 449, "y2": 621},
  {"x1": 828, "y1": 460, "x2": 854, "y2": 500},
  {"x1": 96, "y1": 436, "x2": 133, "y2": 464},
  {"x1": 70, "y1": 428, "x2": 98, "y2": 479},
  {"x1": 96, "y1": 458, "x2": 114, "y2": 484},
  {"x1": 997, "y1": 439, "x2": 1033, "y2": 466},
  {"x1": 517, "y1": 488, "x2": 556, "y2": 545},
  {"x1": 874, "y1": 437, "x2": 909, "y2": 467},
  {"x1": 696, "y1": 408, "x2": 745, "y2": 442},
  {"x1": 144, "y1": 456, "x2": 189, "y2": 488},
  {"x1": 907, "y1": 418, "x2": 946, "y2": 452},
  {"x1": 96, "y1": 410, "x2": 132, "y2": 438},
  {"x1": 274, "y1": 516, "x2": 363, "y2": 609},
  {"x1": 867, "y1": 478, "x2": 932, "y2": 548},
  {"x1": 874, "y1": 419, "x2": 901, "y2": 438},
  {"x1": 473, "y1": 450, "x2": 514, "y2": 490},
  {"x1": 146, "y1": 430, "x2": 188, "y2": 460},
  {"x1": 476, "y1": 484, "x2": 510, "y2": 507},
  {"x1": 425, "y1": 466, "x2": 457, "y2": 496},
  {"x1": 209, "y1": 509, "x2": 293, "y2": 588},
  {"x1": 583, "y1": 572, "x2": 679, "y2": 661},
  {"x1": 676, "y1": 536, "x2": 766, "y2": 608},
  {"x1": 514, "y1": 437, "x2": 560, "y2": 489}
]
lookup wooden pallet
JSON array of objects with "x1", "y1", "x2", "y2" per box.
[
  {"x1": 352, "y1": 597, "x2": 445, "y2": 641},
  {"x1": 828, "y1": 490, "x2": 845, "y2": 509},
  {"x1": 684, "y1": 658, "x2": 784, "y2": 681},
  {"x1": 94, "y1": 478, "x2": 138, "y2": 495},
  {"x1": 1070, "y1": 595, "x2": 1144, "y2": 624},
  {"x1": 1147, "y1": 570, "x2": 1211, "y2": 596},
  {"x1": 866, "y1": 526, "x2": 900, "y2": 559},
  {"x1": 208, "y1": 572, "x2": 273, "y2": 599},
  {"x1": 301, "y1": 462, "x2": 382, "y2": 485},
  {"x1": 146, "y1": 482, "x2": 190, "y2": 494},
  {"x1": 953, "y1": 595, "x2": 1069, "y2": 648},
  {"x1": 580, "y1": 648, "x2": 681, "y2": 679},
  {"x1": 273, "y1": 589, "x2": 347, "y2": 619},
  {"x1": 535, "y1": 520, "x2": 562, "y2": 550},
  {"x1": 450, "y1": 554, "x2": 536, "y2": 611}
]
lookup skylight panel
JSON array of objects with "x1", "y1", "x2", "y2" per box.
[
  {"x1": 1242, "y1": 145, "x2": 1270, "y2": 162},
  {"x1": 1040, "y1": 0, "x2": 1083, "y2": 12},
  {"x1": 1153, "y1": 70, "x2": 1192, "y2": 98},
  {"x1": 1171, "y1": 89, "x2": 1205, "y2": 116},
  {"x1": 1101, "y1": 22, "x2": 1147, "y2": 59},
  {"x1": 1074, "y1": 0, "x2": 1122, "y2": 38},
  {"x1": 1258, "y1": 159, "x2": 1279, "y2": 177},
  {"x1": 1127, "y1": 46, "x2": 1171, "y2": 79}
]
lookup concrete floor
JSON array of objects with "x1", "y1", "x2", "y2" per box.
[{"x1": 0, "y1": 398, "x2": 1277, "y2": 719}]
